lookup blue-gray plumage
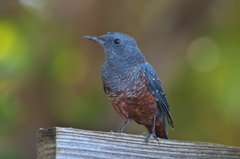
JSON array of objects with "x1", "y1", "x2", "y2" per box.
[{"x1": 84, "y1": 32, "x2": 174, "y2": 143}]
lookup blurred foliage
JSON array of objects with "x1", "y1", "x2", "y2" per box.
[{"x1": 0, "y1": 0, "x2": 240, "y2": 158}]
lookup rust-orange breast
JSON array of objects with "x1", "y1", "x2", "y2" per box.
[{"x1": 104, "y1": 71, "x2": 158, "y2": 126}]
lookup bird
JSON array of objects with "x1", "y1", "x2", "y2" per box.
[{"x1": 84, "y1": 32, "x2": 174, "y2": 143}]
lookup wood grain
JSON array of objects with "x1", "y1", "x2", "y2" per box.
[{"x1": 37, "y1": 127, "x2": 240, "y2": 159}]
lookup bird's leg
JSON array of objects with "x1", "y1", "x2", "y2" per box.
[
  {"x1": 143, "y1": 115, "x2": 160, "y2": 145},
  {"x1": 118, "y1": 119, "x2": 131, "y2": 133}
]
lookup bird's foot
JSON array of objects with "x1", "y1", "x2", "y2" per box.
[
  {"x1": 117, "y1": 130, "x2": 122, "y2": 133},
  {"x1": 141, "y1": 132, "x2": 160, "y2": 145},
  {"x1": 110, "y1": 130, "x2": 122, "y2": 134}
]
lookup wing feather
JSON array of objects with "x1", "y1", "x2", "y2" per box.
[{"x1": 141, "y1": 63, "x2": 174, "y2": 128}]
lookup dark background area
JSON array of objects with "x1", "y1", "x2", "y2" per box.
[{"x1": 0, "y1": 0, "x2": 240, "y2": 158}]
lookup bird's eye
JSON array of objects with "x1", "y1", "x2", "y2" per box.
[{"x1": 114, "y1": 39, "x2": 120, "y2": 44}]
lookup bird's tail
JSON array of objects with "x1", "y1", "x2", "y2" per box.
[{"x1": 144, "y1": 118, "x2": 168, "y2": 139}]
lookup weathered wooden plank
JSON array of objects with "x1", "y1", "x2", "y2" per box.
[{"x1": 37, "y1": 127, "x2": 240, "y2": 159}]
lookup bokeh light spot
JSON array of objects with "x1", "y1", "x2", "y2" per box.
[
  {"x1": 186, "y1": 37, "x2": 220, "y2": 72},
  {"x1": 0, "y1": 21, "x2": 17, "y2": 61}
]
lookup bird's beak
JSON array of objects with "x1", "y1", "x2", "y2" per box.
[{"x1": 83, "y1": 36, "x2": 105, "y2": 45}]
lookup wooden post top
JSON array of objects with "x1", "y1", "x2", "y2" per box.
[{"x1": 37, "y1": 127, "x2": 240, "y2": 159}]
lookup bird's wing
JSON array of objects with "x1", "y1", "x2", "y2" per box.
[
  {"x1": 141, "y1": 63, "x2": 174, "y2": 128},
  {"x1": 103, "y1": 84, "x2": 107, "y2": 94}
]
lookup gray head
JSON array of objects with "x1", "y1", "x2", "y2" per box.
[{"x1": 84, "y1": 32, "x2": 146, "y2": 65}]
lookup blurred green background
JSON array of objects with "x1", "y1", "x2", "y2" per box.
[{"x1": 0, "y1": 0, "x2": 240, "y2": 158}]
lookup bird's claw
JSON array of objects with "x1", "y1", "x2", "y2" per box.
[
  {"x1": 141, "y1": 132, "x2": 160, "y2": 145},
  {"x1": 117, "y1": 130, "x2": 122, "y2": 133}
]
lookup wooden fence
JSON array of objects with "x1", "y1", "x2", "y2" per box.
[{"x1": 37, "y1": 127, "x2": 240, "y2": 158}]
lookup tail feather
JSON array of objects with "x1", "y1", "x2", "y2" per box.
[{"x1": 144, "y1": 118, "x2": 168, "y2": 139}]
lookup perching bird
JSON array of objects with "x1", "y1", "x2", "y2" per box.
[{"x1": 84, "y1": 32, "x2": 174, "y2": 143}]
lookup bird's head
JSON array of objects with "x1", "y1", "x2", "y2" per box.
[{"x1": 84, "y1": 32, "x2": 145, "y2": 64}]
